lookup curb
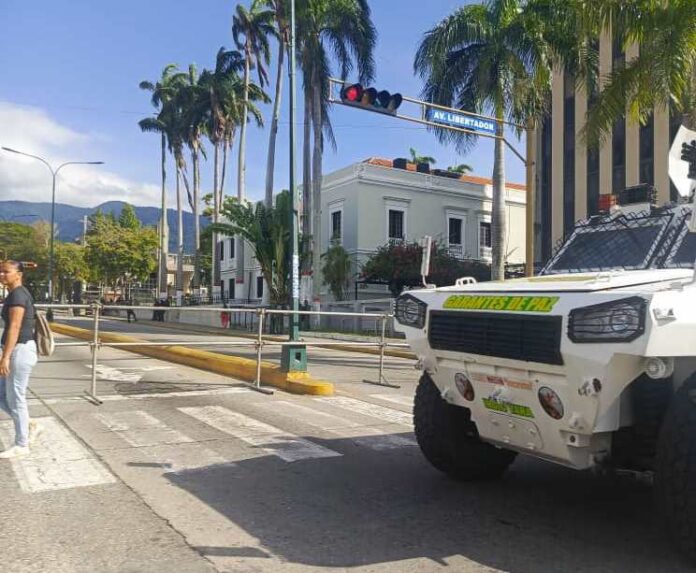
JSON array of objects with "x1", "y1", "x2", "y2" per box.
[
  {"x1": 51, "y1": 322, "x2": 334, "y2": 396},
  {"x1": 131, "y1": 319, "x2": 417, "y2": 360}
]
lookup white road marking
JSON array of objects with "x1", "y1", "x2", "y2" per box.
[
  {"x1": 260, "y1": 400, "x2": 416, "y2": 450},
  {"x1": 0, "y1": 417, "x2": 115, "y2": 493},
  {"x1": 95, "y1": 411, "x2": 194, "y2": 448},
  {"x1": 178, "y1": 406, "x2": 341, "y2": 462},
  {"x1": 87, "y1": 365, "x2": 142, "y2": 382},
  {"x1": 123, "y1": 443, "x2": 231, "y2": 474},
  {"x1": 314, "y1": 396, "x2": 414, "y2": 428},
  {"x1": 369, "y1": 394, "x2": 414, "y2": 408},
  {"x1": 29, "y1": 386, "x2": 250, "y2": 405}
]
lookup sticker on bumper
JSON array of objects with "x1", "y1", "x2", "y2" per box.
[
  {"x1": 482, "y1": 398, "x2": 535, "y2": 418},
  {"x1": 443, "y1": 295, "x2": 559, "y2": 313}
]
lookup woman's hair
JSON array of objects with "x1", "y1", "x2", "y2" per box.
[{"x1": 3, "y1": 260, "x2": 25, "y2": 273}]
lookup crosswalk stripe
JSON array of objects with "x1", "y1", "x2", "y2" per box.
[
  {"x1": 369, "y1": 394, "x2": 414, "y2": 409},
  {"x1": 178, "y1": 406, "x2": 341, "y2": 462},
  {"x1": 314, "y1": 396, "x2": 413, "y2": 428},
  {"x1": 30, "y1": 386, "x2": 250, "y2": 405},
  {"x1": 258, "y1": 400, "x2": 416, "y2": 450},
  {"x1": 95, "y1": 411, "x2": 195, "y2": 448},
  {"x1": 0, "y1": 418, "x2": 115, "y2": 493}
]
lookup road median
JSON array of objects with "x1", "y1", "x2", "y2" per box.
[{"x1": 51, "y1": 322, "x2": 334, "y2": 396}]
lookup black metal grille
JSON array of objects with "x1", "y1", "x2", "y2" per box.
[{"x1": 428, "y1": 311, "x2": 563, "y2": 365}]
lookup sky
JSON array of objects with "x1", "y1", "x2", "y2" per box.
[{"x1": 0, "y1": 0, "x2": 527, "y2": 211}]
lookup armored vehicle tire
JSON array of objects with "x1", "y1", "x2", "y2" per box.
[
  {"x1": 655, "y1": 375, "x2": 696, "y2": 560},
  {"x1": 414, "y1": 373, "x2": 516, "y2": 480}
]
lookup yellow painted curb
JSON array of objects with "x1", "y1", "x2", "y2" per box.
[
  {"x1": 51, "y1": 322, "x2": 334, "y2": 396},
  {"x1": 141, "y1": 320, "x2": 417, "y2": 360}
]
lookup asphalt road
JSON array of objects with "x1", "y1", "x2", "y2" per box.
[{"x1": 0, "y1": 326, "x2": 692, "y2": 572}]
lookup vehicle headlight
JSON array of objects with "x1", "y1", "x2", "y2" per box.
[
  {"x1": 394, "y1": 294, "x2": 427, "y2": 329},
  {"x1": 568, "y1": 296, "x2": 646, "y2": 343}
]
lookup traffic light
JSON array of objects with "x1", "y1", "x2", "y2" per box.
[
  {"x1": 339, "y1": 83, "x2": 403, "y2": 115},
  {"x1": 681, "y1": 140, "x2": 696, "y2": 180}
]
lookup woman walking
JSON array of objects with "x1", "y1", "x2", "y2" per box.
[{"x1": 0, "y1": 260, "x2": 39, "y2": 458}]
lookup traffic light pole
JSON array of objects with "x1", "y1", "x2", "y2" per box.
[
  {"x1": 281, "y1": 0, "x2": 307, "y2": 373},
  {"x1": 328, "y1": 78, "x2": 536, "y2": 276}
]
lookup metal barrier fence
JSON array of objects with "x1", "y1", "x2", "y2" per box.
[{"x1": 36, "y1": 303, "x2": 412, "y2": 405}]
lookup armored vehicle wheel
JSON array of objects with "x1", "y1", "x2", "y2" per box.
[
  {"x1": 414, "y1": 373, "x2": 516, "y2": 480},
  {"x1": 655, "y1": 374, "x2": 696, "y2": 560}
]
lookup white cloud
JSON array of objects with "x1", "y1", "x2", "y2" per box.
[{"x1": 0, "y1": 101, "x2": 160, "y2": 207}]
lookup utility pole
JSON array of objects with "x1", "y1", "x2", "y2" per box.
[{"x1": 281, "y1": 0, "x2": 307, "y2": 372}]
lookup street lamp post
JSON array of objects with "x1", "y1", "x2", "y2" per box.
[
  {"x1": 280, "y1": 0, "x2": 307, "y2": 373},
  {"x1": 1, "y1": 147, "x2": 103, "y2": 302}
]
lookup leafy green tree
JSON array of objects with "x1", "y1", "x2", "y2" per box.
[
  {"x1": 85, "y1": 212, "x2": 158, "y2": 287},
  {"x1": 53, "y1": 242, "x2": 89, "y2": 300},
  {"x1": 321, "y1": 244, "x2": 352, "y2": 301},
  {"x1": 118, "y1": 204, "x2": 141, "y2": 230},
  {"x1": 361, "y1": 241, "x2": 490, "y2": 297},
  {"x1": 212, "y1": 191, "x2": 292, "y2": 307},
  {"x1": 414, "y1": 0, "x2": 551, "y2": 281},
  {"x1": 0, "y1": 222, "x2": 48, "y2": 289},
  {"x1": 409, "y1": 147, "x2": 436, "y2": 165}
]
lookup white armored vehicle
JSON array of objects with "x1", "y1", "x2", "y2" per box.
[{"x1": 395, "y1": 190, "x2": 696, "y2": 558}]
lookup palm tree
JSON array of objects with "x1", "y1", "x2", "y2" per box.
[
  {"x1": 296, "y1": 0, "x2": 377, "y2": 300},
  {"x1": 415, "y1": 1, "x2": 551, "y2": 280},
  {"x1": 177, "y1": 64, "x2": 207, "y2": 294},
  {"x1": 199, "y1": 48, "x2": 244, "y2": 296},
  {"x1": 139, "y1": 64, "x2": 189, "y2": 298},
  {"x1": 264, "y1": 0, "x2": 290, "y2": 208},
  {"x1": 199, "y1": 49, "x2": 268, "y2": 295},
  {"x1": 408, "y1": 147, "x2": 436, "y2": 165},
  {"x1": 447, "y1": 163, "x2": 473, "y2": 174},
  {"x1": 233, "y1": 0, "x2": 276, "y2": 202},
  {"x1": 567, "y1": 0, "x2": 696, "y2": 139}
]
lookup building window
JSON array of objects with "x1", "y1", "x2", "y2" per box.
[
  {"x1": 448, "y1": 218, "x2": 462, "y2": 245},
  {"x1": 219, "y1": 240, "x2": 225, "y2": 261},
  {"x1": 480, "y1": 221, "x2": 492, "y2": 250},
  {"x1": 612, "y1": 38, "x2": 626, "y2": 194},
  {"x1": 229, "y1": 238, "x2": 235, "y2": 259},
  {"x1": 563, "y1": 70, "x2": 575, "y2": 235},
  {"x1": 587, "y1": 40, "x2": 600, "y2": 217},
  {"x1": 612, "y1": 116, "x2": 626, "y2": 193},
  {"x1": 388, "y1": 209, "x2": 404, "y2": 240},
  {"x1": 228, "y1": 279, "x2": 235, "y2": 300},
  {"x1": 256, "y1": 276, "x2": 264, "y2": 299},
  {"x1": 331, "y1": 210, "x2": 342, "y2": 243},
  {"x1": 639, "y1": 113, "x2": 654, "y2": 185}
]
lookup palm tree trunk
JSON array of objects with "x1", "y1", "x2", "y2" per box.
[
  {"x1": 265, "y1": 41, "x2": 286, "y2": 208},
  {"x1": 311, "y1": 81, "x2": 323, "y2": 301},
  {"x1": 220, "y1": 138, "x2": 229, "y2": 199},
  {"x1": 159, "y1": 132, "x2": 168, "y2": 299},
  {"x1": 238, "y1": 53, "x2": 251, "y2": 201},
  {"x1": 192, "y1": 146, "x2": 201, "y2": 293},
  {"x1": 302, "y1": 85, "x2": 312, "y2": 244},
  {"x1": 491, "y1": 117, "x2": 507, "y2": 281},
  {"x1": 176, "y1": 167, "x2": 184, "y2": 304},
  {"x1": 212, "y1": 141, "x2": 220, "y2": 298}
]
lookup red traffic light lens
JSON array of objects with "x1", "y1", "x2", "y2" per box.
[{"x1": 341, "y1": 84, "x2": 363, "y2": 102}]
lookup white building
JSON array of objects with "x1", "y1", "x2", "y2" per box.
[{"x1": 218, "y1": 157, "x2": 527, "y2": 303}]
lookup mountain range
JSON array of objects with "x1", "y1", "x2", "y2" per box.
[{"x1": 0, "y1": 200, "x2": 208, "y2": 253}]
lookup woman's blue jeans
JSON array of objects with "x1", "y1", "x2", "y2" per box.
[{"x1": 0, "y1": 341, "x2": 38, "y2": 447}]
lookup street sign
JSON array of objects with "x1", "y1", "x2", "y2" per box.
[
  {"x1": 669, "y1": 125, "x2": 696, "y2": 198},
  {"x1": 424, "y1": 107, "x2": 496, "y2": 135}
]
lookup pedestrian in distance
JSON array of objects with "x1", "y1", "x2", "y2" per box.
[
  {"x1": 126, "y1": 299, "x2": 137, "y2": 323},
  {"x1": 0, "y1": 260, "x2": 40, "y2": 458}
]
